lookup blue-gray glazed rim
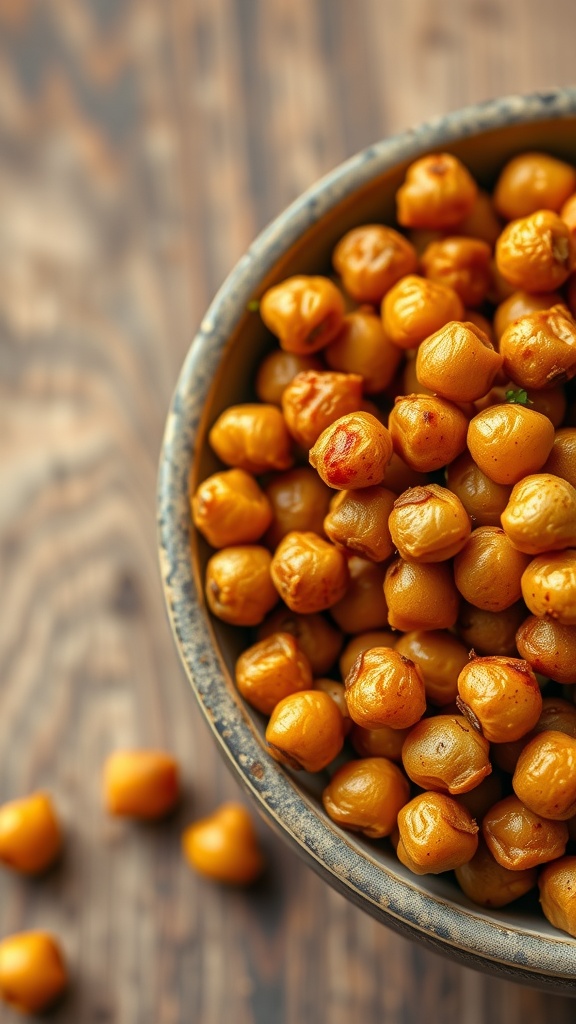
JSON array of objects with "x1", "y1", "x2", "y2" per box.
[{"x1": 158, "y1": 89, "x2": 576, "y2": 992}]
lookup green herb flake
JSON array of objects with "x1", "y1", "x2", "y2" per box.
[{"x1": 505, "y1": 388, "x2": 532, "y2": 406}]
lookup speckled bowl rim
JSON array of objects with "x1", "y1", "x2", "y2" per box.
[{"x1": 158, "y1": 89, "x2": 576, "y2": 988}]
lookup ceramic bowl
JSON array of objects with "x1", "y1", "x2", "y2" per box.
[{"x1": 158, "y1": 89, "x2": 576, "y2": 992}]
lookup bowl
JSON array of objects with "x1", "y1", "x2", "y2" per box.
[{"x1": 158, "y1": 89, "x2": 576, "y2": 992}]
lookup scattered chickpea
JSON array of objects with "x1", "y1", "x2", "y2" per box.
[
  {"x1": 104, "y1": 750, "x2": 180, "y2": 820},
  {"x1": 182, "y1": 802, "x2": 264, "y2": 885},
  {"x1": 0, "y1": 793, "x2": 61, "y2": 876},
  {"x1": 0, "y1": 932, "x2": 68, "y2": 1015}
]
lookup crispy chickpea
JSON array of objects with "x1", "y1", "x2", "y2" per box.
[
  {"x1": 402, "y1": 715, "x2": 491, "y2": 795},
  {"x1": 561, "y1": 192, "x2": 576, "y2": 236},
  {"x1": 264, "y1": 468, "x2": 332, "y2": 548},
  {"x1": 454, "y1": 527, "x2": 531, "y2": 612},
  {"x1": 330, "y1": 557, "x2": 389, "y2": 634},
  {"x1": 494, "y1": 152, "x2": 576, "y2": 220},
  {"x1": 344, "y1": 647, "x2": 426, "y2": 730},
  {"x1": 394, "y1": 630, "x2": 470, "y2": 706},
  {"x1": 0, "y1": 793, "x2": 61, "y2": 875},
  {"x1": 501, "y1": 475, "x2": 576, "y2": 555},
  {"x1": 382, "y1": 451, "x2": 429, "y2": 493},
  {"x1": 309, "y1": 411, "x2": 393, "y2": 489},
  {"x1": 396, "y1": 792, "x2": 479, "y2": 875},
  {"x1": 235, "y1": 633, "x2": 313, "y2": 715},
  {"x1": 416, "y1": 321, "x2": 503, "y2": 403},
  {"x1": 421, "y1": 237, "x2": 492, "y2": 307},
  {"x1": 521, "y1": 550, "x2": 576, "y2": 626},
  {"x1": 496, "y1": 211, "x2": 575, "y2": 292},
  {"x1": 384, "y1": 558, "x2": 460, "y2": 632},
  {"x1": 206, "y1": 546, "x2": 278, "y2": 625},
  {"x1": 467, "y1": 405, "x2": 555, "y2": 486},
  {"x1": 482, "y1": 794, "x2": 568, "y2": 870},
  {"x1": 192, "y1": 469, "x2": 273, "y2": 549},
  {"x1": 458, "y1": 600, "x2": 527, "y2": 657},
  {"x1": 265, "y1": 690, "x2": 345, "y2": 772},
  {"x1": 260, "y1": 275, "x2": 345, "y2": 354},
  {"x1": 457, "y1": 656, "x2": 542, "y2": 743},
  {"x1": 516, "y1": 616, "x2": 576, "y2": 684},
  {"x1": 446, "y1": 451, "x2": 512, "y2": 527},
  {"x1": 401, "y1": 351, "x2": 433, "y2": 397},
  {"x1": 339, "y1": 630, "x2": 396, "y2": 679},
  {"x1": 499, "y1": 305, "x2": 576, "y2": 389},
  {"x1": 182, "y1": 802, "x2": 264, "y2": 885},
  {"x1": 388, "y1": 394, "x2": 468, "y2": 473},
  {"x1": 455, "y1": 840, "x2": 537, "y2": 908},
  {"x1": 324, "y1": 487, "x2": 396, "y2": 562},
  {"x1": 255, "y1": 350, "x2": 323, "y2": 405},
  {"x1": 539, "y1": 856, "x2": 576, "y2": 937},
  {"x1": 456, "y1": 773, "x2": 504, "y2": 821},
  {"x1": 513, "y1": 731, "x2": 576, "y2": 820},
  {"x1": 389, "y1": 484, "x2": 471, "y2": 562},
  {"x1": 258, "y1": 608, "x2": 343, "y2": 677},
  {"x1": 281, "y1": 370, "x2": 364, "y2": 448},
  {"x1": 209, "y1": 404, "x2": 293, "y2": 474},
  {"x1": 322, "y1": 757, "x2": 409, "y2": 838},
  {"x1": 104, "y1": 750, "x2": 180, "y2": 819},
  {"x1": 270, "y1": 532, "x2": 348, "y2": 614},
  {"x1": 350, "y1": 723, "x2": 408, "y2": 762},
  {"x1": 324, "y1": 308, "x2": 402, "y2": 393},
  {"x1": 332, "y1": 224, "x2": 418, "y2": 304},
  {"x1": 314, "y1": 678, "x2": 350, "y2": 726},
  {"x1": 526, "y1": 385, "x2": 568, "y2": 427},
  {"x1": 493, "y1": 289, "x2": 563, "y2": 340},
  {"x1": 381, "y1": 274, "x2": 464, "y2": 350},
  {"x1": 452, "y1": 189, "x2": 503, "y2": 245},
  {"x1": 397, "y1": 153, "x2": 477, "y2": 230},
  {"x1": 543, "y1": 428, "x2": 576, "y2": 487},
  {"x1": 0, "y1": 932, "x2": 68, "y2": 1015},
  {"x1": 464, "y1": 309, "x2": 496, "y2": 344}
]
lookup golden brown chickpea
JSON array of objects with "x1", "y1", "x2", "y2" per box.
[
  {"x1": 265, "y1": 690, "x2": 345, "y2": 772},
  {"x1": 0, "y1": 932, "x2": 68, "y2": 1015},
  {"x1": 330, "y1": 557, "x2": 390, "y2": 634},
  {"x1": 521, "y1": 550, "x2": 576, "y2": 626},
  {"x1": 513, "y1": 731, "x2": 576, "y2": 820},
  {"x1": 281, "y1": 370, "x2": 364, "y2": 448},
  {"x1": 458, "y1": 600, "x2": 527, "y2": 657},
  {"x1": 493, "y1": 289, "x2": 563, "y2": 340},
  {"x1": 235, "y1": 633, "x2": 313, "y2": 715},
  {"x1": 421, "y1": 236, "x2": 492, "y2": 307},
  {"x1": 255, "y1": 350, "x2": 323, "y2": 405},
  {"x1": 416, "y1": 321, "x2": 503, "y2": 403},
  {"x1": 339, "y1": 630, "x2": 396, "y2": 679},
  {"x1": 270, "y1": 532, "x2": 349, "y2": 615},
  {"x1": 454, "y1": 527, "x2": 532, "y2": 611},
  {"x1": 385, "y1": 558, "x2": 460, "y2": 632},
  {"x1": 467, "y1": 405, "x2": 555, "y2": 485},
  {"x1": 332, "y1": 225, "x2": 418, "y2": 304},
  {"x1": 323, "y1": 757, "x2": 409, "y2": 839},
  {"x1": 0, "y1": 793, "x2": 61, "y2": 875},
  {"x1": 402, "y1": 715, "x2": 491, "y2": 795},
  {"x1": 264, "y1": 468, "x2": 332, "y2": 548},
  {"x1": 260, "y1": 275, "x2": 345, "y2": 354},
  {"x1": 324, "y1": 308, "x2": 403, "y2": 393},
  {"x1": 489, "y1": 258, "x2": 517, "y2": 304},
  {"x1": 501, "y1": 475, "x2": 576, "y2": 555},
  {"x1": 482, "y1": 794, "x2": 568, "y2": 870},
  {"x1": 525, "y1": 385, "x2": 568, "y2": 428},
  {"x1": 396, "y1": 792, "x2": 479, "y2": 874},
  {"x1": 455, "y1": 840, "x2": 537, "y2": 908},
  {"x1": 182, "y1": 802, "x2": 264, "y2": 885},
  {"x1": 499, "y1": 305, "x2": 576, "y2": 389},
  {"x1": 456, "y1": 773, "x2": 504, "y2": 821},
  {"x1": 309, "y1": 411, "x2": 393, "y2": 489},
  {"x1": 104, "y1": 750, "x2": 180, "y2": 819},
  {"x1": 313, "y1": 678, "x2": 350, "y2": 727},
  {"x1": 516, "y1": 616, "x2": 576, "y2": 684},
  {"x1": 494, "y1": 152, "x2": 576, "y2": 220},
  {"x1": 382, "y1": 452, "x2": 429, "y2": 493},
  {"x1": 539, "y1": 856, "x2": 576, "y2": 937},
  {"x1": 401, "y1": 351, "x2": 433, "y2": 397},
  {"x1": 388, "y1": 394, "x2": 468, "y2": 473},
  {"x1": 192, "y1": 469, "x2": 273, "y2": 549},
  {"x1": 209, "y1": 404, "x2": 293, "y2": 474},
  {"x1": 457, "y1": 655, "x2": 542, "y2": 743},
  {"x1": 464, "y1": 309, "x2": 496, "y2": 344},
  {"x1": 446, "y1": 451, "x2": 512, "y2": 527},
  {"x1": 452, "y1": 189, "x2": 503, "y2": 246},
  {"x1": 496, "y1": 210, "x2": 576, "y2": 292},
  {"x1": 397, "y1": 153, "x2": 477, "y2": 230},
  {"x1": 381, "y1": 274, "x2": 464, "y2": 350},
  {"x1": 258, "y1": 607, "x2": 343, "y2": 677},
  {"x1": 490, "y1": 737, "x2": 527, "y2": 775},
  {"x1": 206, "y1": 546, "x2": 278, "y2": 626},
  {"x1": 389, "y1": 484, "x2": 471, "y2": 563},
  {"x1": 567, "y1": 273, "x2": 576, "y2": 320},
  {"x1": 543, "y1": 428, "x2": 576, "y2": 487},
  {"x1": 350, "y1": 722, "x2": 408, "y2": 762},
  {"x1": 561, "y1": 192, "x2": 576, "y2": 237},
  {"x1": 394, "y1": 630, "x2": 470, "y2": 707},
  {"x1": 324, "y1": 487, "x2": 396, "y2": 562},
  {"x1": 344, "y1": 647, "x2": 426, "y2": 730}
]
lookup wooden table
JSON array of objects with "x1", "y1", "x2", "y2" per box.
[{"x1": 0, "y1": 2, "x2": 575, "y2": 1021}]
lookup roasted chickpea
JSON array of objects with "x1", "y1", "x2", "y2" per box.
[
  {"x1": 339, "y1": 630, "x2": 396, "y2": 679},
  {"x1": 496, "y1": 211, "x2": 575, "y2": 292},
  {"x1": 513, "y1": 731, "x2": 576, "y2": 820},
  {"x1": 265, "y1": 690, "x2": 345, "y2": 772},
  {"x1": 209, "y1": 404, "x2": 293, "y2": 474},
  {"x1": 543, "y1": 428, "x2": 576, "y2": 487},
  {"x1": 281, "y1": 370, "x2": 364, "y2": 448},
  {"x1": 389, "y1": 484, "x2": 471, "y2": 563},
  {"x1": 324, "y1": 487, "x2": 396, "y2": 562},
  {"x1": 206, "y1": 546, "x2": 278, "y2": 625},
  {"x1": 454, "y1": 527, "x2": 532, "y2": 611},
  {"x1": 396, "y1": 792, "x2": 479, "y2": 874},
  {"x1": 493, "y1": 289, "x2": 563, "y2": 340},
  {"x1": 494, "y1": 152, "x2": 576, "y2": 220},
  {"x1": 345, "y1": 646, "x2": 425, "y2": 730},
  {"x1": 521, "y1": 550, "x2": 576, "y2": 627},
  {"x1": 382, "y1": 452, "x2": 429, "y2": 493},
  {"x1": 235, "y1": 633, "x2": 313, "y2": 715},
  {"x1": 0, "y1": 932, "x2": 68, "y2": 1015},
  {"x1": 446, "y1": 451, "x2": 512, "y2": 527},
  {"x1": 384, "y1": 558, "x2": 460, "y2": 632},
  {"x1": 397, "y1": 153, "x2": 477, "y2": 230},
  {"x1": 192, "y1": 469, "x2": 273, "y2": 548},
  {"x1": 421, "y1": 236, "x2": 492, "y2": 307},
  {"x1": 394, "y1": 630, "x2": 470, "y2": 707},
  {"x1": 416, "y1": 321, "x2": 503, "y2": 403},
  {"x1": 499, "y1": 305, "x2": 576, "y2": 389},
  {"x1": 458, "y1": 601, "x2": 527, "y2": 657},
  {"x1": 516, "y1": 616, "x2": 576, "y2": 684},
  {"x1": 264, "y1": 468, "x2": 332, "y2": 548},
  {"x1": 402, "y1": 715, "x2": 491, "y2": 795},
  {"x1": 526, "y1": 385, "x2": 568, "y2": 428},
  {"x1": 270, "y1": 532, "x2": 349, "y2": 614},
  {"x1": 330, "y1": 557, "x2": 390, "y2": 634},
  {"x1": 260, "y1": 275, "x2": 345, "y2": 354},
  {"x1": 314, "y1": 678, "x2": 350, "y2": 726},
  {"x1": 182, "y1": 802, "x2": 264, "y2": 885},
  {"x1": 501, "y1": 475, "x2": 576, "y2": 555},
  {"x1": 455, "y1": 840, "x2": 537, "y2": 908},
  {"x1": 322, "y1": 757, "x2": 409, "y2": 838},
  {"x1": 0, "y1": 793, "x2": 61, "y2": 875},
  {"x1": 452, "y1": 189, "x2": 503, "y2": 246},
  {"x1": 324, "y1": 308, "x2": 402, "y2": 393},
  {"x1": 467, "y1": 405, "x2": 555, "y2": 486},
  {"x1": 381, "y1": 274, "x2": 464, "y2": 350},
  {"x1": 258, "y1": 607, "x2": 343, "y2": 677},
  {"x1": 457, "y1": 656, "x2": 542, "y2": 743},
  {"x1": 350, "y1": 723, "x2": 408, "y2": 762},
  {"x1": 104, "y1": 750, "x2": 180, "y2": 819},
  {"x1": 309, "y1": 411, "x2": 393, "y2": 489},
  {"x1": 539, "y1": 856, "x2": 576, "y2": 937},
  {"x1": 456, "y1": 773, "x2": 504, "y2": 821},
  {"x1": 388, "y1": 395, "x2": 468, "y2": 473},
  {"x1": 561, "y1": 192, "x2": 576, "y2": 236},
  {"x1": 255, "y1": 350, "x2": 323, "y2": 405},
  {"x1": 332, "y1": 225, "x2": 418, "y2": 305},
  {"x1": 482, "y1": 794, "x2": 568, "y2": 870},
  {"x1": 463, "y1": 309, "x2": 496, "y2": 344}
]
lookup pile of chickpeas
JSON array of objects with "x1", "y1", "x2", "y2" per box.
[{"x1": 192, "y1": 150, "x2": 576, "y2": 938}]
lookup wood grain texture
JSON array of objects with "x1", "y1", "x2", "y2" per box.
[{"x1": 0, "y1": 1, "x2": 575, "y2": 1021}]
